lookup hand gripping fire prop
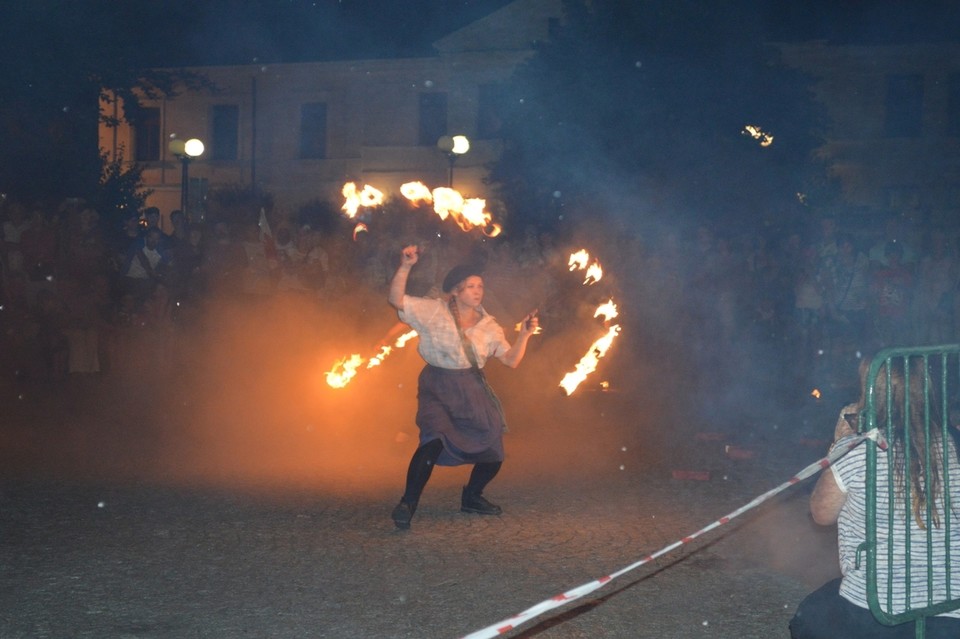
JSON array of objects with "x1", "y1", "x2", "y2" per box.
[
  {"x1": 456, "y1": 429, "x2": 888, "y2": 639},
  {"x1": 325, "y1": 245, "x2": 619, "y2": 394}
]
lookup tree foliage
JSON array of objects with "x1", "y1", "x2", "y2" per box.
[
  {"x1": 0, "y1": 1, "x2": 207, "y2": 206},
  {"x1": 94, "y1": 150, "x2": 152, "y2": 224},
  {"x1": 487, "y1": 0, "x2": 829, "y2": 234}
]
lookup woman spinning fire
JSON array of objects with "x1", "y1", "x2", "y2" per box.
[{"x1": 388, "y1": 244, "x2": 539, "y2": 530}]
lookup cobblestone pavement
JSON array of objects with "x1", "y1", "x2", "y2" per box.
[
  {"x1": 0, "y1": 380, "x2": 841, "y2": 639},
  {"x1": 0, "y1": 313, "x2": 850, "y2": 639},
  {"x1": 0, "y1": 470, "x2": 837, "y2": 639}
]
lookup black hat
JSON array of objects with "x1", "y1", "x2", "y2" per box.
[{"x1": 442, "y1": 264, "x2": 483, "y2": 293}]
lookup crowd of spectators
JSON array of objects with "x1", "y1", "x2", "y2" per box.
[{"x1": 1, "y1": 196, "x2": 958, "y2": 394}]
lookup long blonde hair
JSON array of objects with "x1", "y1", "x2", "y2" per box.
[{"x1": 859, "y1": 357, "x2": 945, "y2": 529}]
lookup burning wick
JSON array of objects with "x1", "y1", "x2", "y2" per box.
[
  {"x1": 341, "y1": 182, "x2": 384, "y2": 218},
  {"x1": 742, "y1": 124, "x2": 774, "y2": 147},
  {"x1": 567, "y1": 250, "x2": 603, "y2": 284}
]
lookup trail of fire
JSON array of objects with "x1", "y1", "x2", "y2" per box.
[
  {"x1": 559, "y1": 299, "x2": 621, "y2": 396},
  {"x1": 325, "y1": 324, "x2": 419, "y2": 389},
  {"x1": 558, "y1": 249, "x2": 621, "y2": 395},
  {"x1": 342, "y1": 181, "x2": 501, "y2": 237}
]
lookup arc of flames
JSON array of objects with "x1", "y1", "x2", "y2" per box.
[
  {"x1": 343, "y1": 181, "x2": 501, "y2": 237},
  {"x1": 326, "y1": 329, "x2": 418, "y2": 388},
  {"x1": 559, "y1": 250, "x2": 619, "y2": 395},
  {"x1": 406, "y1": 184, "x2": 501, "y2": 237}
]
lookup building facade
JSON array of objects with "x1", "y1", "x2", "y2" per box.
[
  {"x1": 99, "y1": 1, "x2": 960, "y2": 229},
  {"x1": 99, "y1": 0, "x2": 563, "y2": 224},
  {"x1": 778, "y1": 40, "x2": 960, "y2": 226}
]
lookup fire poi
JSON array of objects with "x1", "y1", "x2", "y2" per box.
[
  {"x1": 331, "y1": 190, "x2": 623, "y2": 396},
  {"x1": 559, "y1": 250, "x2": 622, "y2": 396},
  {"x1": 341, "y1": 181, "x2": 502, "y2": 237},
  {"x1": 325, "y1": 246, "x2": 622, "y2": 395},
  {"x1": 325, "y1": 325, "x2": 418, "y2": 388}
]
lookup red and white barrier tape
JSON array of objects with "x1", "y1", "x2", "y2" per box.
[{"x1": 457, "y1": 429, "x2": 887, "y2": 639}]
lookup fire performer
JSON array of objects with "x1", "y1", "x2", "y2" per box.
[{"x1": 388, "y1": 245, "x2": 538, "y2": 529}]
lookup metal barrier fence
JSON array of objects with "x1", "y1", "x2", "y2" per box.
[{"x1": 861, "y1": 346, "x2": 960, "y2": 638}]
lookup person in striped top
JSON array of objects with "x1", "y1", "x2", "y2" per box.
[{"x1": 790, "y1": 357, "x2": 960, "y2": 638}]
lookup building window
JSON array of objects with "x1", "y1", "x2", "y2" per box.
[
  {"x1": 133, "y1": 107, "x2": 161, "y2": 162},
  {"x1": 419, "y1": 92, "x2": 448, "y2": 146},
  {"x1": 476, "y1": 84, "x2": 503, "y2": 140},
  {"x1": 884, "y1": 74, "x2": 923, "y2": 138},
  {"x1": 948, "y1": 73, "x2": 960, "y2": 137},
  {"x1": 300, "y1": 102, "x2": 327, "y2": 159},
  {"x1": 211, "y1": 104, "x2": 239, "y2": 161}
]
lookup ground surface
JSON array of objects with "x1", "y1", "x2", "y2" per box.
[{"x1": 0, "y1": 296, "x2": 850, "y2": 638}]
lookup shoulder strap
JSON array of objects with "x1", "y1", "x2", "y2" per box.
[
  {"x1": 447, "y1": 296, "x2": 508, "y2": 431},
  {"x1": 448, "y1": 297, "x2": 481, "y2": 370}
]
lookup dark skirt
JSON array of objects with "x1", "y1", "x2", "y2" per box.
[{"x1": 416, "y1": 365, "x2": 506, "y2": 466}]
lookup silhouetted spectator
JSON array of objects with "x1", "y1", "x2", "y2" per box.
[
  {"x1": 869, "y1": 241, "x2": 914, "y2": 348},
  {"x1": 120, "y1": 227, "x2": 170, "y2": 310},
  {"x1": 913, "y1": 227, "x2": 957, "y2": 345}
]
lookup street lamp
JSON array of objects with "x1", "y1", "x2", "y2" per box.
[
  {"x1": 437, "y1": 135, "x2": 470, "y2": 188},
  {"x1": 169, "y1": 137, "x2": 204, "y2": 220}
]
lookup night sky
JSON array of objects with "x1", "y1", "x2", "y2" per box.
[
  {"x1": 1, "y1": 0, "x2": 958, "y2": 203},
  {"x1": 5, "y1": 0, "x2": 958, "y2": 71}
]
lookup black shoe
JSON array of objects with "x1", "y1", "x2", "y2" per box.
[
  {"x1": 391, "y1": 500, "x2": 415, "y2": 529},
  {"x1": 461, "y1": 488, "x2": 502, "y2": 515}
]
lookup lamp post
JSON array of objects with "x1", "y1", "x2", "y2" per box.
[
  {"x1": 437, "y1": 135, "x2": 470, "y2": 188},
  {"x1": 169, "y1": 138, "x2": 204, "y2": 220}
]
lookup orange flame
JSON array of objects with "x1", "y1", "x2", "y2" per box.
[
  {"x1": 366, "y1": 345, "x2": 392, "y2": 368},
  {"x1": 325, "y1": 354, "x2": 364, "y2": 389},
  {"x1": 395, "y1": 330, "x2": 418, "y2": 348},
  {"x1": 514, "y1": 322, "x2": 543, "y2": 334},
  {"x1": 341, "y1": 182, "x2": 384, "y2": 218},
  {"x1": 325, "y1": 328, "x2": 419, "y2": 388},
  {"x1": 743, "y1": 124, "x2": 774, "y2": 147},
  {"x1": 568, "y1": 250, "x2": 590, "y2": 271},
  {"x1": 594, "y1": 299, "x2": 618, "y2": 321},
  {"x1": 584, "y1": 260, "x2": 603, "y2": 285},
  {"x1": 559, "y1": 323, "x2": 622, "y2": 396},
  {"x1": 400, "y1": 181, "x2": 433, "y2": 203},
  {"x1": 568, "y1": 250, "x2": 603, "y2": 284},
  {"x1": 559, "y1": 249, "x2": 621, "y2": 395},
  {"x1": 401, "y1": 182, "x2": 501, "y2": 237}
]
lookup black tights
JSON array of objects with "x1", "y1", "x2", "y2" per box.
[{"x1": 401, "y1": 439, "x2": 501, "y2": 504}]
